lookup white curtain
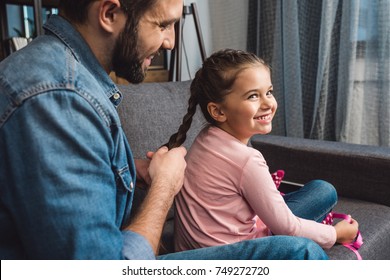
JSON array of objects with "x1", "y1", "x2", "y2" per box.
[{"x1": 340, "y1": 0, "x2": 390, "y2": 146}]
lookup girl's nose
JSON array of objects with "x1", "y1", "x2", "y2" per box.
[{"x1": 260, "y1": 97, "x2": 273, "y2": 109}]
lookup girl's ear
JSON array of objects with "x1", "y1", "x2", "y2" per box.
[{"x1": 207, "y1": 102, "x2": 227, "y2": 123}]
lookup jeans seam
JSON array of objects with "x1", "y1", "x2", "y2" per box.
[{"x1": 314, "y1": 201, "x2": 337, "y2": 222}]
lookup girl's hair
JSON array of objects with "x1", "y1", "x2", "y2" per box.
[
  {"x1": 165, "y1": 49, "x2": 269, "y2": 149},
  {"x1": 59, "y1": 0, "x2": 157, "y2": 25}
]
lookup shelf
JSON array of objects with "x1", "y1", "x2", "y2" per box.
[{"x1": 0, "y1": 0, "x2": 59, "y2": 59}]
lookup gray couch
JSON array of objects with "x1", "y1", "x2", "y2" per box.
[{"x1": 117, "y1": 80, "x2": 390, "y2": 260}]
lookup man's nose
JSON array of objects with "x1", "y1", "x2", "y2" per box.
[{"x1": 162, "y1": 28, "x2": 175, "y2": 50}]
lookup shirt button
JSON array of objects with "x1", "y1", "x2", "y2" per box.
[
  {"x1": 113, "y1": 93, "x2": 121, "y2": 100},
  {"x1": 130, "y1": 182, "x2": 134, "y2": 190}
]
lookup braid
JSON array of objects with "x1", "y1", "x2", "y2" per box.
[{"x1": 165, "y1": 88, "x2": 199, "y2": 150}]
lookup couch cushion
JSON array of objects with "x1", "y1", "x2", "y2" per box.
[
  {"x1": 326, "y1": 197, "x2": 390, "y2": 260},
  {"x1": 117, "y1": 81, "x2": 206, "y2": 159}
]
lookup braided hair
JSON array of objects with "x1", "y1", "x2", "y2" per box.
[{"x1": 165, "y1": 49, "x2": 269, "y2": 149}]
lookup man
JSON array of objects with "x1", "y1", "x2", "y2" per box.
[{"x1": 0, "y1": 0, "x2": 328, "y2": 259}]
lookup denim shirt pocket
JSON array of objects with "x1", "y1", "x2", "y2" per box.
[{"x1": 115, "y1": 165, "x2": 134, "y2": 192}]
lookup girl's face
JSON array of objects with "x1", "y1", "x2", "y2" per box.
[{"x1": 216, "y1": 66, "x2": 277, "y2": 144}]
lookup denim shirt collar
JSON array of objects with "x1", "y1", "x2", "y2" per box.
[{"x1": 43, "y1": 15, "x2": 122, "y2": 106}]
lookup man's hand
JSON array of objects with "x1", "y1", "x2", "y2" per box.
[
  {"x1": 148, "y1": 146, "x2": 187, "y2": 197},
  {"x1": 126, "y1": 145, "x2": 187, "y2": 254}
]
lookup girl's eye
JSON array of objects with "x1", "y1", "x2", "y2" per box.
[
  {"x1": 248, "y1": 93, "x2": 259, "y2": 100},
  {"x1": 266, "y1": 90, "x2": 274, "y2": 96}
]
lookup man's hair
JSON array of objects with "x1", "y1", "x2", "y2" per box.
[
  {"x1": 58, "y1": 0, "x2": 94, "y2": 23},
  {"x1": 58, "y1": 0, "x2": 157, "y2": 24}
]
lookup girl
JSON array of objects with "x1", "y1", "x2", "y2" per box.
[{"x1": 165, "y1": 49, "x2": 359, "y2": 252}]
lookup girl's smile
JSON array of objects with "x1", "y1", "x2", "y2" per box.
[
  {"x1": 214, "y1": 65, "x2": 277, "y2": 144},
  {"x1": 254, "y1": 113, "x2": 273, "y2": 123}
]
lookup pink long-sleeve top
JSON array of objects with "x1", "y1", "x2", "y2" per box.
[{"x1": 174, "y1": 126, "x2": 336, "y2": 252}]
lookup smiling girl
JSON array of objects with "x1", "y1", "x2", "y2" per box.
[{"x1": 165, "y1": 49, "x2": 358, "y2": 253}]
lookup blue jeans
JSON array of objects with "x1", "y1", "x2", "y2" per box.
[
  {"x1": 158, "y1": 236, "x2": 328, "y2": 260},
  {"x1": 283, "y1": 179, "x2": 337, "y2": 222},
  {"x1": 159, "y1": 180, "x2": 335, "y2": 260}
]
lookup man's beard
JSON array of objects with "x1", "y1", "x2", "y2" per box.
[{"x1": 112, "y1": 26, "x2": 146, "y2": 84}]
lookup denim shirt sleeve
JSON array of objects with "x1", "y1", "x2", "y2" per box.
[
  {"x1": 122, "y1": 231, "x2": 156, "y2": 260},
  {"x1": 1, "y1": 89, "x2": 153, "y2": 259}
]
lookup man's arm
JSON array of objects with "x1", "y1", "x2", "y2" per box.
[
  {"x1": 2, "y1": 93, "x2": 132, "y2": 259},
  {"x1": 126, "y1": 146, "x2": 186, "y2": 254}
]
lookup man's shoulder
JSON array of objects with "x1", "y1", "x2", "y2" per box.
[
  {"x1": 0, "y1": 34, "x2": 102, "y2": 102},
  {"x1": 0, "y1": 36, "x2": 71, "y2": 91}
]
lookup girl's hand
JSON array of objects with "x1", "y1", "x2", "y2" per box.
[
  {"x1": 134, "y1": 158, "x2": 152, "y2": 188},
  {"x1": 134, "y1": 151, "x2": 155, "y2": 189},
  {"x1": 334, "y1": 217, "x2": 359, "y2": 244}
]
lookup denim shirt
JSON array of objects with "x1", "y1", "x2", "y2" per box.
[{"x1": 0, "y1": 15, "x2": 154, "y2": 259}]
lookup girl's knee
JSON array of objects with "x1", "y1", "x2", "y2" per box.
[
  {"x1": 288, "y1": 236, "x2": 329, "y2": 260},
  {"x1": 307, "y1": 179, "x2": 338, "y2": 203}
]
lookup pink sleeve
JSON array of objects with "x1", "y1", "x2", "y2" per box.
[{"x1": 240, "y1": 151, "x2": 337, "y2": 249}]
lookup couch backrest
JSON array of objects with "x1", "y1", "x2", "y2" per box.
[
  {"x1": 252, "y1": 134, "x2": 390, "y2": 207},
  {"x1": 117, "y1": 81, "x2": 206, "y2": 158}
]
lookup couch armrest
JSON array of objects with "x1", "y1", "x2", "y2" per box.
[{"x1": 251, "y1": 135, "x2": 390, "y2": 207}]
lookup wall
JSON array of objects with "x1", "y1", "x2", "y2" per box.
[
  {"x1": 179, "y1": 0, "x2": 249, "y2": 81},
  {"x1": 175, "y1": 0, "x2": 211, "y2": 81},
  {"x1": 209, "y1": 0, "x2": 249, "y2": 51}
]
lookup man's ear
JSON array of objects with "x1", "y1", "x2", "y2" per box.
[
  {"x1": 99, "y1": 0, "x2": 124, "y2": 33},
  {"x1": 207, "y1": 102, "x2": 227, "y2": 123}
]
